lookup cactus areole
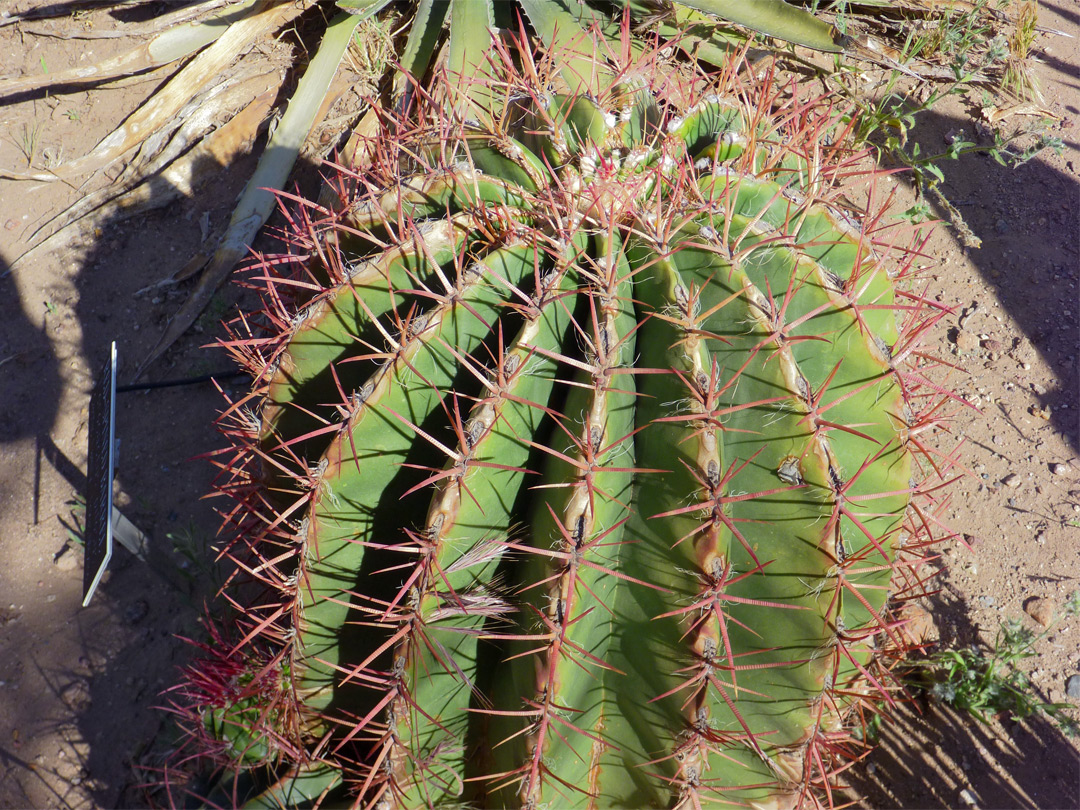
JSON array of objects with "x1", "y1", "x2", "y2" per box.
[{"x1": 173, "y1": 30, "x2": 955, "y2": 810}]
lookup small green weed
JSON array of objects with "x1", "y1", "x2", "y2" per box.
[
  {"x1": 896, "y1": 200, "x2": 933, "y2": 225},
  {"x1": 820, "y1": 0, "x2": 1059, "y2": 246},
  {"x1": 908, "y1": 591, "x2": 1080, "y2": 737},
  {"x1": 13, "y1": 121, "x2": 42, "y2": 168},
  {"x1": 168, "y1": 521, "x2": 223, "y2": 594},
  {"x1": 195, "y1": 292, "x2": 230, "y2": 333},
  {"x1": 59, "y1": 494, "x2": 86, "y2": 550}
]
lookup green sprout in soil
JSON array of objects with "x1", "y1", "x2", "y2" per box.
[
  {"x1": 59, "y1": 493, "x2": 86, "y2": 550},
  {"x1": 168, "y1": 521, "x2": 224, "y2": 596},
  {"x1": 13, "y1": 121, "x2": 43, "y2": 168},
  {"x1": 909, "y1": 590, "x2": 1080, "y2": 738}
]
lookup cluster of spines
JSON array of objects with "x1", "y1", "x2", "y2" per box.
[{"x1": 164, "y1": 34, "x2": 965, "y2": 810}]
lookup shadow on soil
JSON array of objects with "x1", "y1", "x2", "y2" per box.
[
  {"x1": 902, "y1": 107, "x2": 1077, "y2": 451},
  {"x1": 0, "y1": 154, "x2": 268, "y2": 806},
  {"x1": 848, "y1": 562, "x2": 1080, "y2": 809},
  {"x1": 57, "y1": 146, "x2": 303, "y2": 806},
  {"x1": 843, "y1": 97, "x2": 1079, "y2": 808}
]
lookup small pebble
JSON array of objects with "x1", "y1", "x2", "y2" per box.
[
  {"x1": 1066, "y1": 674, "x2": 1080, "y2": 699},
  {"x1": 1002, "y1": 473, "x2": 1021, "y2": 489},
  {"x1": 954, "y1": 329, "x2": 979, "y2": 353},
  {"x1": 123, "y1": 599, "x2": 149, "y2": 625},
  {"x1": 54, "y1": 550, "x2": 79, "y2": 572},
  {"x1": 959, "y1": 787, "x2": 978, "y2": 808},
  {"x1": 1025, "y1": 597, "x2": 1055, "y2": 628},
  {"x1": 898, "y1": 603, "x2": 938, "y2": 644},
  {"x1": 979, "y1": 595, "x2": 996, "y2": 608},
  {"x1": 1050, "y1": 463, "x2": 1069, "y2": 476}
]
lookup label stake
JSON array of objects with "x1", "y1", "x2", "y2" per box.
[{"x1": 83, "y1": 343, "x2": 117, "y2": 607}]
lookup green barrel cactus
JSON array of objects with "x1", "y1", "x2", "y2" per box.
[{"x1": 169, "y1": 30, "x2": 953, "y2": 810}]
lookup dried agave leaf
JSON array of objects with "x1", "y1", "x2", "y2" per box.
[
  {"x1": 138, "y1": 9, "x2": 367, "y2": 377},
  {"x1": 0, "y1": 0, "x2": 259, "y2": 95},
  {"x1": 394, "y1": 0, "x2": 450, "y2": 99},
  {"x1": 12, "y1": 69, "x2": 281, "y2": 270},
  {"x1": 0, "y1": 0, "x2": 308, "y2": 182},
  {"x1": 316, "y1": 104, "x2": 383, "y2": 209}
]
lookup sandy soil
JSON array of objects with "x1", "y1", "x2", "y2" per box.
[{"x1": 0, "y1": 2, "x2": 1077, "y2": 808}]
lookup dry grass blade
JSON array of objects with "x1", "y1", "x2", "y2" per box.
[
  {"x1": 1002, "y1": 0, "x2": 1042, "y2": 102},
  {"x1": 0, "y1": 0, "x2": 259, "y2": 95},
  {"x1": 0, "y1": 0, "x2": 309, "y2": 182}
]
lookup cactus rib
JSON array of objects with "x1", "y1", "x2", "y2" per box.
[{"x1": 167, "y1": 30, "x2": 958, "y2": 810}]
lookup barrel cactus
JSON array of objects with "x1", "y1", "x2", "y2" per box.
[{"x1": 168, "y1": 29, "x2": 954, "y2": 810}]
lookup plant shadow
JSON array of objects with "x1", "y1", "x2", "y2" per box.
[
  {"x1": 846, "y1": 574, "x2": 1080, "y2": 809},
  {"x1": 843, "y1": 69, "x2": 1079, "y2": 805},
  {"x1": 909, "y1": 104, "x2": 1076, "y2": 450}
]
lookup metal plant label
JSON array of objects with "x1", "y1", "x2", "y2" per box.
[{"x1": 83, "y1": 342, "x2": 117, "y2": 607}]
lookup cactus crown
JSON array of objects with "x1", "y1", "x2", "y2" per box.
[{"x1": 170, "y1": 27, "x2": 956, "y2": 810}]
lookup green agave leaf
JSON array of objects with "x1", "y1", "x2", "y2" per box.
[
  {"x1": 678, "y1": 0, "x2": 844, "y2": 52},
  {"x1": 448, "y1": 0, "x2": 494, "y2": 76},
  {"x1": 517, "y1": 0, "x2": 613, "y2": 93},
  {"x1": 396, "y1": 0, "x2": 450, "y2": 96},
  {"x1": 335, "y1": 0, "x2": 393, "y2": 15},
  {"x1": 448, "y1": 0, "x2": 495, "y2": 109}
]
